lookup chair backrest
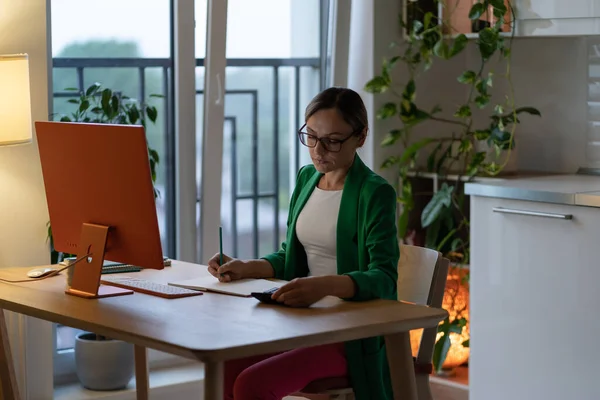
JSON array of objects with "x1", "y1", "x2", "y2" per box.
[{"x1": 397, "y1": 244, "x2": 450, "y2": 364}]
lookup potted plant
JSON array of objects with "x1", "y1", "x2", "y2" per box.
[
  {"x1": 74, "y1": 332, "x2": 135, "y2": 391},
  {"x1": 365, "y1": 0, "x2": 540, "y2": 374},
  {"x1": 48, "y1": 82, "x2": 162, "y2": 390}
]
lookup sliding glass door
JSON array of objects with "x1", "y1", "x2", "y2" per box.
[
  {"x1": 50, "y1": 0, "x2": 177, "y2": 382},
  {"x1": 196, "y1": 0, "x2": 327, "y2": 263},
  {"x1": 48, "y1": 0, "x2": 333, "y2": 387}
]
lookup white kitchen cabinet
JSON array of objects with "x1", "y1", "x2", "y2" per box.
[
  {"x1": 470, "y1": 196, "x2": 600, "y2": 400},
  {"x1": 403, "y1": 0, "x2": 600, "y2": 38},
  {"x1": 515, "y1": 0, "x2": 600, "y2": 20},
  {"x1": 514, "y1": 0, "x2": 600, "y2": 36}
]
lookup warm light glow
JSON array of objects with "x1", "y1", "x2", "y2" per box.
[
  {"x1": 411, "y1": 265, "x2": 470, "y2": 372},
  {"x1": 0, "y1": 54, "x2": 32, "y2": 146}
]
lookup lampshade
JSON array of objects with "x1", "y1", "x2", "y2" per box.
[{"x1": 0, "y1": 54, "x2": 32, "y2": 146}]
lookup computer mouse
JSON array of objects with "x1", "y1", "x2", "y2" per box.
[{"x1": 27, "y1": 267, "x2": 58, "y2": 278}]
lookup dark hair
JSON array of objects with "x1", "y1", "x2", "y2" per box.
[{"x1": 304, "y1": 87, "x2": 368, "y2": 135}]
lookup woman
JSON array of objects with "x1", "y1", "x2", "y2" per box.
[{"x1": 207, "y1": 87, "x2": 399, "y2": 400}]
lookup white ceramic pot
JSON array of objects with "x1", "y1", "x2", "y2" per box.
[{"x1": 75, "y1": 332, "x2": 134, "y2": 391}]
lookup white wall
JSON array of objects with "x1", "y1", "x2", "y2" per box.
[
  {"x1": 0, "y1": 0, "x2": 54, "y2": 398},
  {"x1": 507, "y1": 37, "x2": 588, "y2": 173},
  {"x1": 347, "y1": 0, "x2": 375, "y2": 170},
  {"x1": 413, "y1": 35, "x2": 588, "y2": 174},
  {"x1": 0, "y1": 0, "x2": 51, "y2": 268}
]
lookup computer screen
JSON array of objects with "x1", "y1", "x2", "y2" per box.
[{"x1": 35, "y1": 121, "x2": 164, "y2": 276}]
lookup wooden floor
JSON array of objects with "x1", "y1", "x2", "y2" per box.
[{"x1": 430, "y1": 366, "x2": 469, "y2": 400}]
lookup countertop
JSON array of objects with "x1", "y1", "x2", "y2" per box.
[{"x1": 464, "y1": 173, "x2": 600, "y2": 207}]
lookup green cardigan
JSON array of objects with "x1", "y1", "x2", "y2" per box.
[{"x1": 262, "y1": 154, "x2": 400, "y2": 400}]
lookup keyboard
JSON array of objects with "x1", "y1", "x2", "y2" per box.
[{"x1": 100, "y1": 276, "x2": 203, "y2": 299}]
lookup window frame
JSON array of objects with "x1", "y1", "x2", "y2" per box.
[
  {"x1": 51, "y1": 0, "x2": 184, "y2": 383},
  {"x1": 51, "y1": 0, "x2": 333, "y2": 385}
]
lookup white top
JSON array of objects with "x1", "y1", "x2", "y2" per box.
[{"x1": 295, "y1": 187, "x2": 343, "y2": 277}]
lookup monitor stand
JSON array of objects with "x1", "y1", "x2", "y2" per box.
[{"x1": 65, "y1": 223, "x2": 134, "y2": 299}]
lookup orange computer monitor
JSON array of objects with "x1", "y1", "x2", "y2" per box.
[{"x1": 35, "y1": 121, "x2": 164, "y2": 298}]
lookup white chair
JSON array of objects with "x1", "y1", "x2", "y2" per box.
[{"x1": 294, "y1": 244, "x2": 450, "y2": 400}]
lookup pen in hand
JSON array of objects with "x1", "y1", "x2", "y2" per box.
[{"x1": 219, "y1": 226, "x2": 224, "y2": 277}]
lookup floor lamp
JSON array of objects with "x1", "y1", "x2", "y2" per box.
[
  {"x1": 0, "y1": 52, "x2": 32, "y2": 400},
  {"x1": 0, "y1": 53, "x2": 32, "y2": 146}
]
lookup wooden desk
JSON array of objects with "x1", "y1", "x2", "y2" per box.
[{"x1": 0, "y1": 261, "x2": 447, "y2": 400}]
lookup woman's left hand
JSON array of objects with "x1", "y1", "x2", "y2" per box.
[{"x1": 271, "y1": 276, "x2": 329, "y2": 308}]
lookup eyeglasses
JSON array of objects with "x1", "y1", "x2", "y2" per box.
[{"x1": 297, "y1": 124, "x2": 358, "y2": 153}]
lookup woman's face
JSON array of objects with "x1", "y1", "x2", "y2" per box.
[{"x1": 302, "y1": 108, "x2": 365, "y2": 174}]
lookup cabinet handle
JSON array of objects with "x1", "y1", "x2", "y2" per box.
[{"x1": 492, "y1": 207, "x2": 573, "y2": 220}]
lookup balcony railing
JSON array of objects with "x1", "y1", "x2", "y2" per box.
[{"x1": 52, "y1": 57, "x2": 320, "y2": 261}]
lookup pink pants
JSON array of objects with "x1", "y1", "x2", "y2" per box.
[{"x1": 224, "y1": 342, "x2": 347, "y2": 400}]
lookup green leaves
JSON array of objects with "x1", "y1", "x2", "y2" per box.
[
  {"x1": 401, "y1": 138, "x2": 434, "y2": 164},
  {"x1": 146, "y1": 105, "x2": 158, "y2": 123},
  {"x1": 101, "y1": 88, "x2": 112, "y2": 116},
  {"x1": 381, "y1": 129, "x2": 403, "y2": 147},
  {"x1": 377, "y1": 102, "x2": 398, "y2": 120},
  {"x1": 396, "y1": 80, "x2": 435, "y2": 128},
  {"x1": 85, "y1": 82, "x2": 101, "y2": 97},
  {"x1": 404, "y1": 79, "x2": 416, "y2": 102},
  {"x1": 467, "y1": 151, "x2": 487, "y2": 176},
  {"x1": 398, "y1": 209, "x2": 410, "y2": 241},
  {"x1": 433, "y1": 34, "x2": 468, "y2": 60},
  {"x1": 127, "y1": 105, "x2": 140, "y2": 124},
  {"x1": 427, "y1": 142, "x2": 443, "y2": 172},
  {"x1": 473, "y1": 72, "x2": 493, "y2": 109},
  {"x1": 468, "y1": 2, "x2": 486, "y2": 20},
  {"x1": 425, "y1": 205, "x2": 454, "y2": 250},
  {"x1": 78, "y1": 99, "x2": 90, "y2": 113},
  {"x1": 379, "y1": 55, "x2": 401, "y2": 84},
  {"x1": 475, "y1": 94, "x2": 491, "y2": 108},
  {"x1": 422, "y1": 183, "x2": 454, "y2": 228},
  {"x1": 412, "y1": 20, "x2": 424, "y2": 36},
  {"x1": 365, "y1": 76, "x2": 390, "y2": 94},
  {"x1": 422, "y1": 29, "x2": 442, "y2": 55},
  {"x1": 459, "y1": 138, "x2": 473, "y2": 154},
  {"x1": 515, "y1": 106, "x2": 542, "y2": 117},
  {"x1": 424, "y1": 12, "x2": 433, "y2": 30},
  {"x1": 474, "y1": 129, "x2": 491, "y2": 140},
  {"x1": 489, "y1": 0, "x2": 507, "y2": 15},
  {"x1": 53, "y1": 82, "x2": 162, "y2": 196},
  {"x1": 380, "y1": 155, "x2": 400, "y2": 170},
  {"x1": 434, "y1": 40, "x2": 449, "y2": 59},
  {"x1": 450, "y1": 34, "x2": 468, "y2": 57},
  {"x1": 458, "y1": 70, "x2": 477, "y2": 84},
  {"x1": 433, "y1": 317, "x2": 468, "y2": 372},
  {"x1": 478, "y1": 28, "x2": 499, "y2": 60},
  {"x1": 455, "y1": 105, "x2": 472, "y2": 118}
]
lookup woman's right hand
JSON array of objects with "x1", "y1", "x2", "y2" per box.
[{"x1": 207, "y1": 253, "x2": 248, "y2": 282}]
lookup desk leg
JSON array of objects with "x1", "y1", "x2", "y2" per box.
[
  {"x1": 204, "y1": 361, "x2": 223, "y2": 400},
  {"x1": 134, "y1": 345, "x2": 149, "y2": 400},
  {"x1": 385, "y1": 332, "x2": 417, "y2": 400},
  {"x1": 0, "y1": 310, "x2": 20, "y2": 400}
]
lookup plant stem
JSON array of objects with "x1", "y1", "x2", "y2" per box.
[{"x1": 429, "y1": 116, "x2": 470, "y2": 128}]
